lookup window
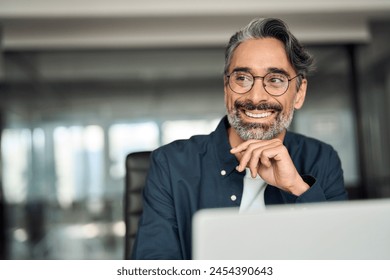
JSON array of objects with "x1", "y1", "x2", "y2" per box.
[
  {"x1": 162, "y1": 118, "x2": 220, "y2": 144},
  {"x1": 108, "y1": 122, "x2": 159, "y2": 179}
]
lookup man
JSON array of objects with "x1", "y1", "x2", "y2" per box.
[{"x1": 131, "y1": 18, "x2": 348, "y2": 260}]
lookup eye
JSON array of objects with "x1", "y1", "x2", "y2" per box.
[
  {"x1": 233, "y1": 72, "x2": 253, "y2": 85},
  {"x1": 265, "y1": 73, "x2": 288, "y2": 87}
]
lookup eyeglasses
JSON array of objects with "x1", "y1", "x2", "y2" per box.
[{"x1": 226, "y1": 71, "x2": 301, "y2": 96}]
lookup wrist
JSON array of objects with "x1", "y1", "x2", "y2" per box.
[{"x1": 289, "y1": 176, "x2": 310, "y2": 196}]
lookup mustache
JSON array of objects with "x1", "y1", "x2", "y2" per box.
[{"x1": 234, "y1": 100, "x2": 283, "y2": 112}]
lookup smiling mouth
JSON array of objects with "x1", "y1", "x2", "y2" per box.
[{"x1": 244, "y1": 110, "x2": 274, "y2": 119}]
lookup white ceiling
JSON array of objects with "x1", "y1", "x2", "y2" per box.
[{"x1": 1, "y1": 0, "x2": 390, "y2": 50}]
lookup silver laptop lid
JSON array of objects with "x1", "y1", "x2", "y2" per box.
[{"x1": 192, "y1": 199, "x2": 390, "y2": 260}]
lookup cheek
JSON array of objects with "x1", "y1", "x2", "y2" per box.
[
  {"x1": 224, "y1": 87, "x2": 234, "y2": 110},
  {"x1": 226, "y1": 94, "x2": 240, "y2": 113},
  {"x1": 224, "y1": 85, "x2": 246, "y2": 111},
  {"x1": 281, "y1": 93, "x2": 296, "y2": 109}
]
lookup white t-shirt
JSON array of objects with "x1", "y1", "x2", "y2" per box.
[{"x1": 239, "y1": 168, "x2": 267, "y2": 213}]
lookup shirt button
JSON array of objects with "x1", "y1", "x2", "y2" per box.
[
  {"x1": 220, "y1": 170, "x2": 227, "y2": 176},
  {"x1": 231, "y1": 195, "x2": 237, "y2": 202}
]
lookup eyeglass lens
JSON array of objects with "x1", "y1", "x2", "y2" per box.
[{"x1": 229, "y1": 72, "x2": 290, "y2": 96}]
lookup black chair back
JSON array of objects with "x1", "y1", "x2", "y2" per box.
[{"x1": 124, "y1": 151, "x2": 151, "y2": 259}]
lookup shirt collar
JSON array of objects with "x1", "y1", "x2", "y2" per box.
[
  {"x1": 283, "y1": 130, "x2": 299, "y2": 159},
  {"x1": 212, "y1": 116, "x2": 242, "y2": 177}
]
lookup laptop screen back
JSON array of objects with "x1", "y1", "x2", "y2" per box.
[{"x1": 192, "y1": 199, "x2": 390, "y2": 259}]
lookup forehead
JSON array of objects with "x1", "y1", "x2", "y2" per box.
[{"x1": 229, "y1": 38, "x2": 294, "y2": 74}]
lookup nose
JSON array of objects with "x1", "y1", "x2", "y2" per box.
[{"x1": 245, "y1": 77, "x2": 271, "y2": 103}]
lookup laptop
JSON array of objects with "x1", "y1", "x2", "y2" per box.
[{"x1": 192, "y1": 199, "x2": 390, "y2": 259}]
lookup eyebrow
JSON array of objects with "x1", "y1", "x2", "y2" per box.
[
  {"x1": 230, "y1": 67, "x2": 252, "y2": 73},
  {"x1": 230, "y1": 67, "x2": 291, "y2": 77},
  {"x1": 266, "y1": 67, "x2": 291, "y2": 77}
]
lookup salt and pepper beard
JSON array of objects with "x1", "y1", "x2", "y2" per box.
[{"x1": 227, "y1": 100, "x2": 295, "y2": 141}]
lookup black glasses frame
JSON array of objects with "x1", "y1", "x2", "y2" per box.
[{"x1": 226, "y1": 72, "x2": 301, "y2": 96}]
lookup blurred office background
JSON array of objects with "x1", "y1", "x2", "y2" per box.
[{"x1": 0, "y1": 0, "x2": 389, "y2": 259}]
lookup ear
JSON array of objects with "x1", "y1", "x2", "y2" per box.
[{"x1": 293, "y1": 78, "x2": 307, "y2": 110}]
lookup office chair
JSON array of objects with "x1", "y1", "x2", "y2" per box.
[{"x1": 124, "y1": 151, "x2": 151, "y2": 259}]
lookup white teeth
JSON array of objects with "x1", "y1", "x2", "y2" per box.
[{"x1": 245, "y1": 111, "x2": 272, "y2": 118}]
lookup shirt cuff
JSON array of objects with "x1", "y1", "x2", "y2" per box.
[
  {"x1": 283, "y1": 175, "x2": 327, "y2": 203},
  {"x1": 297, "y1": 175, "x2": 328, "y2": 203}
]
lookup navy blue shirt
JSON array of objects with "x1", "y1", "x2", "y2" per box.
[{"x1": 131, "y1": 116, "x2": 348, "y2": 260}]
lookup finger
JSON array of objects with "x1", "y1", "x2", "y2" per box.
[
  {"x1": 236, "y1": 140, "x2": 281, "y2": 172},
  {"x1": 231, "y1": 138, "x2": 283, "y2": 153},
  {"x1": 230, "y1": 139, "x2": 260, "y2": 154},
  {"x1": 234, "y1": 141, "x2": 260, "y2": 172},
  {"x1": 246, "y1": 141, "x2": 281, "y2": 175},
  {"x1": 260, "y1": 155, "x2": 272, "y2": 168},
  {"x1": 260, "y1": 144, "x2": 286, "y2": 163},
  {"x1": 250, "y1": 142, "x2": 286, "y2": 176},
  {"x1": 236, "y1": 142, "x2": 265, "y2": 171},
  {"x1": 234, "y1": 139, "x2": 284, "y2": 173},
  {"x1": 247, "y1": 150, "x2": 260, "y2": 177}
]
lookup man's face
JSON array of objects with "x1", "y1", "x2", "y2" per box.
[{"x1": 224, "y1": 38, "x2": 307, "y2": 141}]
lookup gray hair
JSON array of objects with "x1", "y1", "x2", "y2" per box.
[{"x1": 224, "y1": 18, "x2": 315, "y2": 89}]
